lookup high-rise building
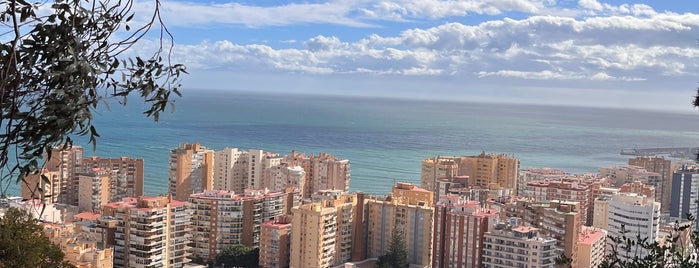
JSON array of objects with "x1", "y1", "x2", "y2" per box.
[
  {"x1": 433, "y1": 195, "x2": 498, "y2": 268},
  {"x1": 619, "y1": 181, "x2": 655, "y2": 199},
  {"x1": 290, "y1": 193, "x2": 364, "y2": 268},
  {"x1": 525, "y1": 178, "x2": 590, "y2": 226},
  {"x1": 365, "y1": 183, "x2": 434, "y2": 267},
  {"x1": 599, "y1": 165, "x2": 661, "y2": 189},
  {"x1": 517, "y1": 168, "x2": 567, "y2": 197},
  {"x1": 103, "y1": 195, "x2": 191, "y2": 268},
  {"x1": 81, "y1": 156, "x2": 144, "y2": 198},
  {"x1": 260, "y1": 215, "x2": 292, "y2": 268},
  {"x1": 421, "y1": 156, "x2": 458, "y2": 192},
  {"x1": 46, "y1": 146, "x2": 83, "y2": 205},
  {"x1": 168, "y1": 143, "x2": 214, "y2": 201},
  {"x1": 420, "y1": 153, "x2": 519, "y2": 197},
  {"x1": 482, "y1": 223, "x2": 558, "y2": 268},
  {"x1": 189, "y1": 189, "x2": 288, "y2": 262},
  {"x1": 670, "y1": 166, "x2": 699, "y2": 227},
  {"x1": 577, "y1": 227, "x2": 606, "y2": 268},
  {"x1": 263, "y1": 164, "x2": 306, "y2": 195},
  {"x1": 77, "y1": 168, "x2": 111, "y2": 212},
  {"x1": 629, "y1": 156, "x2": 674, "y2": 212},
  {"x1": 492, "y1": 199, "x2": 581, "y2": 267},
  {"x1": 22, "y1": 169, "x2": 61, "y2": 204},
  {"x1": 606, "y1": 193, "x2": 660, "y2": 261},
  {"x1": 284, "y1": 151, "x2": 351, "y2": 199},
  {"x1": 248, "y1": 149, "x2": 282, "y2": 190},
  {"x1": 213, "y1": 147, "x2": 249, "y2": 192}
]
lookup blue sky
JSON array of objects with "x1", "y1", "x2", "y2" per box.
[{"x1": 128, "y1": 0, "x2": 699, "y2": 111}]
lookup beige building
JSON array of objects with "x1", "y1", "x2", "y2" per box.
[
  {"x1": 23, "y1": 151, "x2": 145, "y2": 206},
  {"x1": 22, "y1": 169, "x2": 61, "y2": 204},
  {"x1": 482, "y1": 224, "x2": 558, "y2": 268},
  {"x1": 525, "y1": 178, "x2": 591, "y2": 226},
  {"x1": 599, "y1": 165, "x2": 661, "y2": 190},
  {"x1": 420, "y1": 156, "x2": 458, "y2": 192},
  {"x1": 214, "y1": 147, "x2": 249, "y2": 192},
  {"x1": 81, "y1": 156, "x2": 144, "y2": 199},
  {"x1": 189, "y1": 189, "x2": 290, "y2": 262},
  {"x1": 43, "y1": 222, "x2": 114, "y2": 268},
  {"x1": 365, "y1": 183, "x2": 433, "y2": 267},
  {"x1": 517, "y1": 168, "x2": 567, "y2": 196},
  {"x1": 433, "y1": 195, "x2": 498, "y2": 268},
  {"x1": 285, "y1": 151, "x2": 351, "y2": 198},
  {"x1": 421, "y1": 153, "x2": 519, "y2": 197},
  {"x1": 493, "y1": 199, "x2": 581, "y2": 267},
  {"x1": 263, "y1": 164, "x2": 307, "y2": 195},
  {"x1": 290, "y1": 193, "x2": 365, "y2": 268},
  {"x1": 46, "y1": 146, "x2": 84, "y2": 205},
  {"x1": 260, "y1": 215, "x2": 293, "y2": 268},
  {"x1": 78, "y1": 168, "x2": 111, "y2": 212},
  {"x1": 577, "y1": 227, "x2": 606, "y2": 268},
  {"x1": 168, "y1": 143, "x2": 214, "y2": 201},
  {"x1": 628, "y1": 156, "x2": 674, "y2": 212},
  {"x1": 103, "y1": 195, "x2": 191, "y2": 268}
]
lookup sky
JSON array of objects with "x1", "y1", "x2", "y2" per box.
[{"x1": 127, "y1": 0, "x2": 699, "y2": 111}]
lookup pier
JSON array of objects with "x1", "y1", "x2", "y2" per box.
[{"x1": 620, "y1": 147, "x2": 699, "y2": 158}]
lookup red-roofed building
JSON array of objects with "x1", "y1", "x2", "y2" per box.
[
  {"x1": 260, "y1": 215, "x2": 292, "y2": 268},
  {"x1": 577, "y1": 227, "x2": 606, "y2": 268},
  {"x1": 433, "y1": 194, "x2": 499, "y2": 268}
]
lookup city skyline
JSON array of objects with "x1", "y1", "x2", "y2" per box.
[{"x1": 122, "y1": 0, "x2": 699, "y2": 111}]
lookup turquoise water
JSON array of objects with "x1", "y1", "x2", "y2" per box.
[{"x1": 9, "y1": 90, "x2": 699, "y2": 196}]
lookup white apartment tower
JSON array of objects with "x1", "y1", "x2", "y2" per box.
[
  {"x1": 606, "y1": 193, "x2": 660, "y2": 261},
  {"x1": 214, "y1": 147, "x2": 249, "y2": 192}
]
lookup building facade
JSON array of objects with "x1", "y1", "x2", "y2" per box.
[
  {"x1": 670, "y1": 166, "x2": 699, "y2": 227},
  {"x1": 482, "y1": 224, "x2": 557, "y2": 268},
  {"x1": 260, "y1": 215, "x2": 292, "y2": 268},
  {"x1": 103, "y1": 196, "x2": 191, "y2": 268},
  {"x1": 628, "y1": 156, "x2": 674, "y2": 212},
  {"x1": 290, "y1": 193, "x2": 363, "y2": 268},
  {"x1": 606, "y1": 193, "x2": 660, "y2": 261},
  {"x1": 168, "y1": 143, "x2": 214, "y2": 201},
  {"x1": 433, "y1": 195, "x2": 498, "y2": 268}
]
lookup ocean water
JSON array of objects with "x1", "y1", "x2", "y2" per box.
[{"x1": 8, "y1": 90, "x2": 699, "y2": 196}]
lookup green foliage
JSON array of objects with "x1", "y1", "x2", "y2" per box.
[
  {"x1": 0, "y1": 0, "x2": 186, "y2": 198},
  {"x1": 216, "y1": 244, "x2": 260, "y2": 268},
  {"x1": 0, "y1": 207, "x2": 74, "y2": 267},
  {"x1": 601, "y1": 214, "x2": 699, "y2": 268},
  {"x1": 376, "y1": 227, "x2": 409, "y2": 268}
]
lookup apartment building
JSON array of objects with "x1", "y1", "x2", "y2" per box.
[
  {"x1": 517, "y1": 168, "x2": 567, "y2": 197},
  {"x1": 365, "y1": 183, "x2": 434, "y2": 267},
  {"x1": 46, "y1": 146, "x2": 84, "y2": 205},
  {"x1": 103, "y1": 195, "x2": 191, "y2": 268},
  {"x1": 670, "y1": 166, "x2": 699, "y2": 227},
  {"x1": 285, "y1": 152, "x2": 351, "y2": 198},
  {"x1": 482, "y1": 223, "x2": 558, "y2": 268},
  {"x1": 433, "y1": 195, "x2": 498, "y2": 268},
  {"x1": 577, "y1": 227, "x2": 606, "y2": 268},
  {"x1": 23, "y1": 152, "x2": 145, "y2": 206},
  {"x1": 43, "y1": 223, "x2": 114, "y2": 268},
  {"x1": 189, "y1": 189, "x2": 288, "y2": 262},
  {"x1": 168, "y1": 143, "x2": 214, "y2": 201},
  {"x1": 628, "y1": 156, "x2": 674, "y2": 212},
  {"x1": 290, "y1": 193, "x2": 364, "y2": 268},
  {"x1": 421, "y1": 156, "x2": 458, "y2": 192},
  {"x1": 213, "y1": 147, "x2": 249, "y2": 192},
  {"x1": 260, "y1": 215, "x2": 292, "y2": 268},
  {"x1": 263, "y1": 164, "x2": 306, "y2": 195},
  {"x1": 81, "y1": 156, "x2": 144, "y2": 198},
  {"x1": 421, "y1": 153, "x2": 519, "y2": 196},
  {"x1": 606, "y1": 193, "x2": 660, "y2": 261},
  {"x1": 78, "y1": 168, "x2": 111, "y2": 212},
  {"x1": 493, "y1": 199, "x2": 581, "y2": 267},
  {"x1": 22, "y1": 169, "x2": 61, "y2": 204},
  {"x1": 525, "y1": 178, "x2": 590, "y2": 226},
  {"x1": 599, "y1": 165, "x2": 661, "y2": 189}
]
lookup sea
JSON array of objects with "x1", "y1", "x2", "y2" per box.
[{"x1": 7, "y1": 89, "x2": 699, "y2": 196}]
